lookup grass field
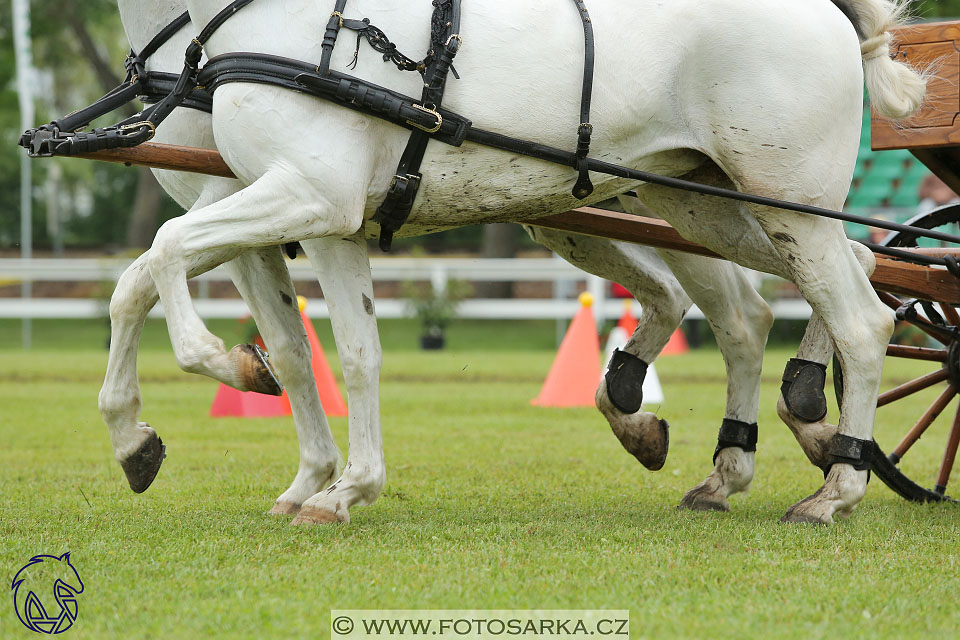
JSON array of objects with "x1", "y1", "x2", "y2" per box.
[{"x1": 1, "y1": 319, "x2": 959, "y2": 639}]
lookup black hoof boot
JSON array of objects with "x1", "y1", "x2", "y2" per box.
[
  {"x1": 604, "y1": 349, "x2": 648, "y2": 414},
  {"x1": 120, "y1": 429, "x2": 166, "y2": 494},
  {"x1": 780, "y1": 358, "x2": 828, "y2": 423}
]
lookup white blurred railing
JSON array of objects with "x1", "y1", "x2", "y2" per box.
[{"x1": 0, "y1": 257, "x2": 812, "y2": 324}]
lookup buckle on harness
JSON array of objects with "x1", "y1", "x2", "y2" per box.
[
  {"x1": 407, "y1": 103, "x2": 443, "y2": 133},
  {"x1": 120, "y1": 121, "x2": 157, "y2": 142}
]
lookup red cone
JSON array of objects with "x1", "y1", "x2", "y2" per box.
[
  {"x1": 210, "y1": 297, "x2": 348, "y2": 417},
  {"x1": 661, "y1": 327, "x2": 689, "y2": 356},
  {"x1": 532, "y1": 292, "x2": 602, "y2": 407},
  {"x1": 296, "y1": 297, "x2": 348, "y2": 416}
]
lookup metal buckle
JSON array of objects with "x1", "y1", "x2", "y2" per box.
[
  {"x1": 120, "y1": 121, "x2": 157, "y2": 142},
  {"x1": 445, "y1": 34, "x2": 463, "y2": 50},
  {"x1": 331, "y1": 11, "x2": 344, "y2": 28},
  {"x1": 406, "y1": 104, "x2": 442, "y2": 134}
]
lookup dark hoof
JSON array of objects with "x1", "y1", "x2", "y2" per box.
[
  {"x1": 237, "y1": 344, "x2": 283, "y2": 396},
  {"x1": 781, "y1": 359, "x2": 827, "y2": 423},
  {"x1": 678, "y1": 492, "x2": 730, "y2": 512},
  {"x1": 120, "y1": 430, "x2": 166, "y2": 494},
  {"x1": 613, "y1": 415, "x2": 669, "y2": 471}
]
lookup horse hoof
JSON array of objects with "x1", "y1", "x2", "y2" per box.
[
  {"x1": 611, "y1": 414, "x2": 669, "y2": 471},
  {"x1": 119, "y1": 429, "x2": 166, "y2": 494},
  {"x1": 291, "y1": 506, "x2": 348, "y2": 526},
  {"x1": 234, "y1": 344, "x2": 283, "y2": 395},
  {"x1": 269, "y1": 501, "x2": 301, "y2": 516},
  {"x1": 678, "y1": 491, "x2": 730, "y2": 512},
  {"x1": 780, "y1": 509, "x2": 830, "y2": 525},
  {"x1": 780, "y1": 495, "x2": 832, "y2": 525}
]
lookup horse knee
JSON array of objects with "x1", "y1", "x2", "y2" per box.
[{"x1": 339, "y1": 342, "x2": 382, "y2": 389}]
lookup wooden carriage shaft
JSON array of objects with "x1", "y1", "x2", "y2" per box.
[{"x1": 73, "y1": 142, "x2": 960, "y2": 305}]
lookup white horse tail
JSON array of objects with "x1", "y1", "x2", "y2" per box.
[{"x1": 832, "y1": 0, "x2": 926, "y2": 119}]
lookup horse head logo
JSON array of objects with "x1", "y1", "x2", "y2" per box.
[{"x1": 11, "y1": 552, "x2": 84, "y2": 634}]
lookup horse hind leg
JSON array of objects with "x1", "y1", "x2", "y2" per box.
[
  {"x1": 524, "y1": 225, "x2": 678, "y2": 470},
  {"x1": 747, "y1": 207, "x2": 890, "y2": 524},
  {"x1": 777, "y1": 241, "x2": 877, "y2": 469},
  {"x1": 657, "y1": 249, "x2": 774, "y2": 512},
  {"x1": 626, "y1": 176, "x2": 777, "y2": 511}
]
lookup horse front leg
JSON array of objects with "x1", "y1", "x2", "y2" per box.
[
  {"x1": 98, "y1": 253, "x2": 166, "y2": 493},
  {"x1": 147, "y1": 170, "x2": 363, "y2": 395},
  {"x1": 292, "y1": 232, "x2": 384, "y2": 525},
  {"x1": 222, "y1": 246, "x2": 343, "y2": 514}
]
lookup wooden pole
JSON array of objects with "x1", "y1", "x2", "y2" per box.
[
  {"x1": 49, "y1": 142, "x2": 960, "y2": 303},
  {"x1": 75, "y1": 142, "x2": 236, "y2": 179}
]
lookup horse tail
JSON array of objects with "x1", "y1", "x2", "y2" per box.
[{"x1": 832, "y1": 0, "x2": 926, "y2": 119}]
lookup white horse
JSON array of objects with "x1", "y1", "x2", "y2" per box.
[
  {"x1": 128, "y1": 0, "x2": 921, "y2": 524},
  {"x1": 107, "y1": 0, "x2": 785, "y2": 514}
]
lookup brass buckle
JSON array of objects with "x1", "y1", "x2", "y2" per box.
[
  {"x1": 445, "y1": 34, "x2": 463, "y2": 49},
  {"x1": 120, "y1": 121, "x2": 156, "y2": 142},
  {"x1": 331, "y1": 11, "x2": 344, "y2": 27},
  {"x1": 407, "y1": 104, "x2": 443, "y2": 134}
]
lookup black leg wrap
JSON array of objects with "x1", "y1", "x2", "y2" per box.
[
  {"x1": 781, "y1": 358, "x2": 828, "y2": 423},
  {"x1": 713, "y1": 419, "x2": 758, "y2": 464},
  {"x1": 821, "y1": 433, "x2": 876, "y2": 481},
  {"x1": 604, "y1": 349, "x2": 648, "y2": 414}
]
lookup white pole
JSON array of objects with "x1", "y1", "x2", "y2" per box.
[{"x1": 13, "y1": 0, "x2": 34, "y2": 349}]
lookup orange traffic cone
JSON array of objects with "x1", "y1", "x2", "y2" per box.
[
  {"x1": 532, "y1": 292, "x2": 602, "y2": 407},
  {"x1": 660, "y1": 327, "x2": 690, "y2": 356},
  {"x1": 294, "y1": 296, "x2": 348, "y2": 417},
  {"x1": 210, "y1": 297, "x2": 348, "y2": 417}
]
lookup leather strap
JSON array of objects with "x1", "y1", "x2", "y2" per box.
[
  {"x1": 571, "y1": 0, "x2": 595, "y2": 199},
  {"x1": 713, "y1": 419, "x2": 758, "y2": 463},
  {"x1": 822, "y1": 433, "x2": 875, "y2": 473},
  {"x1": 19, "y1": 0, "x2": 255, "y2": 158},
  {"x1": 371, "y1": 0, "x2": 462, "y2": 251}
]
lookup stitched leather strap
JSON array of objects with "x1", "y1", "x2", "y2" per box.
[
  {"x1": 822, "y1": 433, "x2": 875, "y2": 473},
  {"x1": 713, "y1": 419, "x2": 758, "y2": 463},
  {"x1": 571, "y1": 0, "x2": 595, "y2": 199}
]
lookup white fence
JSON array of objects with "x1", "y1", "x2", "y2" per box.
[{"x1": 0, "y1": 257, "x2": 812, "y2": 325}]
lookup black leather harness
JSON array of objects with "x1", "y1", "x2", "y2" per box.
[{"x1": 20, "y1": 0, "x2": 960, "y2": 262}]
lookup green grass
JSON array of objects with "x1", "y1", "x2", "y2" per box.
[{"x1": 1, "y1": 332, "x2": 959, "y2": 639}]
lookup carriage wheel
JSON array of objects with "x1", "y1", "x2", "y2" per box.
[{"x1": 834, "y1": 204, "x2": 960, "y2": 502}]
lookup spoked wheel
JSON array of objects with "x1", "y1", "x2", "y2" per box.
[{"x1": 835, "y1": 204, "x2": 960, "y2": 502}]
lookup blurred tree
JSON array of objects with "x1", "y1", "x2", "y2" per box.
[{"x1": 1, "y1": 0, "x2": 176, "y2": 252}]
